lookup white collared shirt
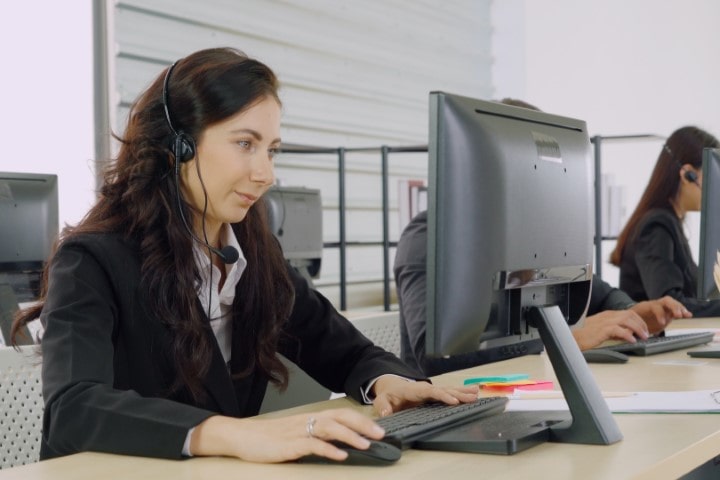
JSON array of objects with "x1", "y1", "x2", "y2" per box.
[
  {"x1": 192, "y1": 225, "x2": 246, "y2": 363},
  {"x1": 184, "y1": 225, "x2": 245, "y2": 456}
]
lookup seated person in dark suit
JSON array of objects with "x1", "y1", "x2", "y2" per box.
[
  {"x1": 611, "y1": 126, "x2": 720, "y2": 317},
  {"x1": 394, "y1": 210, "x2": 691, "y2": 376},
  {"x1": 11, "y1": 48, "x2": 480, "y2": 464}
]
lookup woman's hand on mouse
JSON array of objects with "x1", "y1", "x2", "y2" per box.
[{"x1": 189, "y1": 408, "x2": 384, "y2": 463}]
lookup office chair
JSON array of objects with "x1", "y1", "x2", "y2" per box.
[
  {"x1": 0, "y1": 346, "x2": 43, "y2": 469},
  {"x1": 350, "y1": 311, "x2": 401, "y2": 358},
  {"x1": 259, "y1": 312, "x2": 402, "y2": 413},
  {"x1": 259, "y1": 354, "x2": 333, "y2": 414},
  {"x1": 327, "y1": 312, "x2": 402, "y2": 401}
]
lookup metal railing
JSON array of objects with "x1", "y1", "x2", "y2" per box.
[{"x1": 279, "y1": 143, "x2": 428, "y2": 311}]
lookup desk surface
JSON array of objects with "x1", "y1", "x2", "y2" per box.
[{"x1": 2, "y1": 318, "x2": 720, "y2": 480}]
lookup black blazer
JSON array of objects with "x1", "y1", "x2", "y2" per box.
[
  {"x1": 618, "y1": 208, "x2": 720, "y2": 316},
  {"x1": 588, "y1": 275, "x2": 635, "y2": 313},
  {"x1": 39, "y1": 233, "x2": 424, "y2": 460}
]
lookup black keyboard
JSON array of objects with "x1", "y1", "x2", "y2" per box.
[
  {"x1": 376, "y1": 396, "x2": 508, "y2": 449},
  {"x1": 596, "y1": 331, "x2": 715, "y2": 356}
]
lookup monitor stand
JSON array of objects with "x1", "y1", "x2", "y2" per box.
[
  {"x1": 414, "y1": 305, "x2": 622, "y2": 454},
  {"x1": 528, "y1": 305, "x2": 622, "y2": 444}
]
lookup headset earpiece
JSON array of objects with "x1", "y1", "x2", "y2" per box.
[
  {"x1": 163, "y1": 60, "x2": 196, "y2": 163},
  {"x1": 172, "y1": 131, "x2": 196, "y2": 163},
  {"x1": 684, "y1": 169, "x2": 699, "y2": 184}
]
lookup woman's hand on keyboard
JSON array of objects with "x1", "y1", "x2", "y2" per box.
[
  {"x1": 370, "y1": 375, "x2": 480, "y2": 417},
  {"x1": 630, "y1": 296, "x2": 692, "y2": 334},
  {"x1": 573, "y1": 310, "x2": 649, "y2": 351}
]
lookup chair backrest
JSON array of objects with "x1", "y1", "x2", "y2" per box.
[
  {"x1": 0, "y1": 283, "x2": 31, "y2": 347},
  {"x1": 259, "y1": 354, "x2": 332, "y2": 414},
  {"x1": 0, "y1": 345, "x2": 43, "y2": 469},
  {"x1": 259, "y1": 312, "x2": 402, "y2": 414},
  {"x1": 350, "y1": 311, "x2": 401, "y2": 358}
]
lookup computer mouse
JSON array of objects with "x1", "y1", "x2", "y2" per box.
[
  {"x1": 298, "y1": 439, "x2": 401, "y2": 466},
  {"x1": 582, "y1": 349, "x2": 629, "y2": 364}
]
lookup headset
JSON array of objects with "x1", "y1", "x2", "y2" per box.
[
  {"x1": 684, "y1": 169, "x2": 699, "y2": 185},
  {"x1": 665, "y1": 144, "x2": 700, "y2": 186},
  {"x1": 163, "y1": 60, "x2": 239, "y2": 265},
  {"x1": 162, "y1": 61, "x2": 196, "y2": 163}
]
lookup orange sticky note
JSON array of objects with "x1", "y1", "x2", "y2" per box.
[
  {"x1": 481, "y1": 380, "x2": 554, "y2": 392},
  {"x1": 514, "y1": 381, "x2": 554, "y2": 391}
]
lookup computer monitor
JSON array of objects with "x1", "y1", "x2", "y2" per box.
[
  {"x1": 263, "y1": 186, "x2": 323, "y2": 282},
  {"x1": 425, "y1": 92, "x2": 621, "y2": 446},
  {"x1": 0, "y1": 172, "x2": 58, "y2": 301},
  {"x1": 698, "y1": 148, "x2": 720, "y2": 300}
]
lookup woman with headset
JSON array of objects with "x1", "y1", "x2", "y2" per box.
[
  {"x1": 610, "y1": 126, "x2": 720, "y2": 316},
  {"x1": 11, "y1": 47, "x2": 478, "y2": 463}
]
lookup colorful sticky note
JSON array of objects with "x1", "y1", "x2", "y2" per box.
[
  {"x1": 463, "y1": 374, "x2": 530, "y2": 385},
  {"x1": 480, "y1": 380, "x2": 554, "y2": 392},
  {"x1": 513, "y1": 381, "x2": 554, "y2": 391}
]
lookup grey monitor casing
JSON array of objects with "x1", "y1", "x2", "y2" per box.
[
  {"x1": 426, "y1": 93, "x2": 620, "y2": 446},
  {"x1": 263, "y1": 186, "x2": 322, "y2": 279},
  {"x1": 0, "y1": 172, "x2": 58, "y2": 270},
  {"x1": 427, "y1": 92, "x2": 593, "y2": 358}
]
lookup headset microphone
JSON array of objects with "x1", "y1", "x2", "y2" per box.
[
  {"x1": 175, "y1": 200, "x2": 240, "y2": 264},
  {"x1": 217, "y1": 245, "x2": 240, "y2": 264},
  {"x1": 173, "y1": 174, "x2": 240, "y2": 264}
]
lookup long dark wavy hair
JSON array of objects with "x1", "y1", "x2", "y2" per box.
[
  {"x1": 12, "y1": 47, "x2": 294, "y2": 398},
  {"x1": 610, "y1": 126, "x2": 719, "y2": 266}
]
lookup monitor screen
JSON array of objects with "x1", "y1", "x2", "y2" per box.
[
  {"x1": 425, "y1": 92, "x2": 620, "y2": 446},
  {"x1": 698, "y1": 148, "x2": 720, "y2": 300}
]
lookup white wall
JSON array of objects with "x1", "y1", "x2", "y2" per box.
[
  {"x1": 493, "y1": 0, "x2": 720, "y2": 286},
  {"x1": 110, "y1": 0, "x2": 493, "y2": 309},
  {"x1": 5, "y1": 1, "x2": 719, "y2": 300},
  {"x1": 0, "y1": 1, "x2": 95, "y2": 229}
]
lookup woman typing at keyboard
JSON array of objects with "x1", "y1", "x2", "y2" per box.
[
  {"x1": 610, "y1": 126, "x2": 720, "y2": 316},
  {"x1": 10, "y1": 47, "x2": 478, "y2": 464}
]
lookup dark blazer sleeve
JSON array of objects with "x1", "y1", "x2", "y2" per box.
[
  {"x1": 634, "y1": 221, "x2": 686, "y2": 300},
  {"x1": 279, "y1": 265, "x2": 427, "y2": 403},
  {"x1": 632, "y1": 215, "x2": 720, "y2": 317},
  {"x1": 393, "y1": 212, "x2": 431, "y2": 372},
  {"x1": 588, "y1": 275, "x2": 635, "y2": 314},
  {"x1": 40, "y1": 239, "x2": 214, "y2": 460}
]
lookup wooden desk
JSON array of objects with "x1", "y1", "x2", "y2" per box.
[{"x1": 2, "y1": 319, "x2": 719, "y2": 480}]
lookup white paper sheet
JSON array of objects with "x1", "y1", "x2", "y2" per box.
[{"x1": 506, "y1": 389, "x2": 720, "y2": 413}]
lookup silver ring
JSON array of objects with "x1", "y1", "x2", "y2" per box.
[{"x1": 306, "y1": 416, "x2": 317, "y2": 438}]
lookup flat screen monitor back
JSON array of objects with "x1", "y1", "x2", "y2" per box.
[
  {"x1": 425, "y1": 92, "x2": 620, "y2": 447},
  {"x1": 698, "y1": 148, "x2": 720, "y2": 300},
  {"x1": 263, "y1": 186, "x2": 322, "y2": 279},
  {"x1": 0, "y1": 172, "x2": 58, "y2": 271},
  {"x1": 427, "y1": 93, "x2": 593, "y2": 359}
]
